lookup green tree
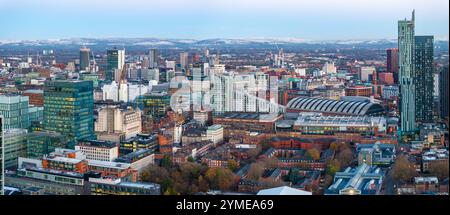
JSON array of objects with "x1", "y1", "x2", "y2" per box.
[
  {"x1": 227, "y1": 159, "x2": 239, "y2": 171},
  {"x1": 326, "y1": 159, "x2": 341, "y2": 176},
  {"x1": 307, "y1": 148, "x2": 321, "y2": 161}
]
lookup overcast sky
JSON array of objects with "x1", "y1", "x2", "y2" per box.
[{"x1": 0, "y1": 0, "x2": 448, "y2": 40}]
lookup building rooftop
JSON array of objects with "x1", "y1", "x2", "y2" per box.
[
  {"x1": 287, "y1": 97, "x2": 384, "y2": 116},
  {"x1": 87, "y1": 159, "x2": 131, "y2": 170},
  {"x1": 257, "y1": 186, "x2": 312, "y2": 195}
]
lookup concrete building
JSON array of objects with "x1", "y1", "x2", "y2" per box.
[
  {"x1": 95, "y1": 105, "x2": 142, "y2": 140},
  {"x1": 75, "y1": 140, "x2": 119, "y2": 162},
  {"x1": 2, "y1": 129, "x2": 27, "y2": 169},
  {"x1": 206, "y1": 124, "x2": 224, "y2": 146}
]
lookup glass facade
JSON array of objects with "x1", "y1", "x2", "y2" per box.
[
  {"x1": 27, "y1": 131, "x2": 67, "y2": 158},
  {"x1": 398, "y1": 11, "x2": 416, "y2": 134},
  {"x1": 414, "y1": 36, "x2": 434, "y2": 123},
  {"x1": 106, "y1": 49, "x2": 125, "y2": 83},
  {"x1": 0, "y1": 95, "x2": 30, "y2": 130},
  {"x1": 43, "y1": 80, "x2": 94, "y2": 148},
  {"x1": 136, "y1": 93, "x2": 171, "y2": 118},
  {"x1": 3, "y1": 129, "x2": 27, "y2": 169}
]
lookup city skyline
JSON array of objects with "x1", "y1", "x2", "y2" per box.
[{"x1": 0, "y1": 0, "x2": 448, "y2": 41}]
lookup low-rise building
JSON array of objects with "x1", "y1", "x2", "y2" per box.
[
  {"x1": 89, "y1": 177, "x2": 160, "y2": 195},
  {"x1": 325, "y1": 163, "x2": 384, "y2": 195},
  {"x1": 75, "y1": 140, "x2": 119, "y2": 162}
]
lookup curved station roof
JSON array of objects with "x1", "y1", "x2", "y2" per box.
[{"x1": 286, "y1": 97, "x2": 384, "y2": 116}]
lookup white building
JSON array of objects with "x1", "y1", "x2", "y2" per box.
[
  {"x1": 206, "y1": 125, "x2": 224, "y2": 146},
  {"x1": 95, "y1": 105, "x2": 142, "y2": 140},
  {"x1": 75, "y1": 141, "x2": 119, "y2": 162},
  {"x1": 359, "y1": 67, "x2": 376, "y2": 82},
  {"x1": 322, "y1": 62, "x2": 336, "y2": 74}
]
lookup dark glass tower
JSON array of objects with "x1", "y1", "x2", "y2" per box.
[
  {"x1": 414, "y1": 36, "x2": 434, "y2": 123},
  {"x1": 106, "y1": 48, "x2": 125, "y2": 83},
  {"x1": 79, "y1": 47, "x2": 90, "y2": 71},
  {"x1": 440, "y1": 66, "x2": 449, "y2": 120},
  {"x1": 43, "y1": 80, "x2": 95, "y2": 148}
]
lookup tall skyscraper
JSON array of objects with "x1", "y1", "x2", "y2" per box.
[
  {"x1": 180, "y1": 52, "x2": 189, "y2": 69},
  {"x1": 79, "y1": 47, "x2": 90, "y2": 71},
  {"x1": 148, "y1": 49, "x2": 158, "y2": 68},
  {"x1": 440, "y1": 66, "x2": 449, "y2": 120},
  {"x1": 106, "y1": 48, "x2": 125, "y2": 83},
  {"x1": 398, "y1": 10, "x2": 416, "y2": 134},
  {"x1": 414, "y1": 36, "x2": 434, "y2": 123},
  {"x1": 386, "y1": 48, "x2": 399, "y2": 83},
  {"x1": 0, "y1": 116, "x2": 3, "y2": 195},
  {"x1": 43, "y1": 80, "x2": 95, "y2": 148}
]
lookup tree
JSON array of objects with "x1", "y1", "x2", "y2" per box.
[
  {"x1": 187, "y1": 156, "x2": 195, "y2": 162},
  {"x1": 160, "y1": 155, "x2": 173, "y2": 168},
  {"x1": 247, "y1": 144, "x2": 262, "y2": 161},
  {"x1": 307, "y1": 148, "x2": 321, "y2": 161},
  {"x1": 261, "y1": 157, "x2": 278, "y2": 169},
  {"x1": 247, "y1": 162, "x2": 264, "y2": 181},
  {"x1": 330, "y1": 142, "x2": 339, "y2": 151},
  {"x1": 227, "y1": 159, "x2": 239, "y2": 171},
  {"x1": 428, "y1": 161, "x2": 449, "y2": 180},
  {"x1": 326, "y1": 159, "x2": 341, "y2": 176},
  {"x1": 337, "y1": 146, "x2": 354, "y2": 167},
  {"x1": 205, "y1": 167, "x2": 235, "y2": 191},
  {"x1": 390, "y1": 155, "x2": 418, "y2": 184},
  {"x1": 198, "y1": 176, "x2": 209, "y2": 192}
]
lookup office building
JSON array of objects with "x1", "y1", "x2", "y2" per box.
[
  {"x1": 22, "y1": 89, "x2": 44, "y2": 106},
  {"x1": 359, "y1": 67, "x2": 376, "y2": 82},
  {"x1": 440, "y1": 66, "x2": 449, "y2": 120},
  {"x1": 95, "y1": 105, "x2": 142, "y2": 140},
  {"x1": 148, "y1": 49, "x2": 158, "y2": 68},
  {"x1": 414, "y1": 36, "x2": 434, "y2": 123},
  {"x1": 180, "y1": 52, "x2": 189, "y2": 69},
  {"x1": 3, "y1": 129, "x2": 27, "y2": 169},
  {"x1": 136, "y1": 92, "x2": 171, "y2": 118},
  {"x1": 79, "y1": 47, "x2": 90, "y2": 71},
  {"x1": 386, "y1": 48, "x2": 399, "y2": 83},
  {"x1": 27, "y1": 131, "x2": 67, "y2": 158},
  {"x1": 120, "y1": 133, "x2": 158, "y2": 155},
  {"x1": 43, "y1": 80, "x2": 95, "y2": 148},
  {"x1": 398, "y1": 11, "x2": 416, "y2": 133},
  {"x1": 345, "y1": 86, "x2": 372, "y2": 97},
  {"x1": 106, "y1": 48, "x2": 125, "y2": 83},
  {"x1": 0, "y1": 117, "x2": 3, "y2": 195},
  {"x1": 0, "y1": 95, "x2": 30, "y2": 130},
  {"x1": 75, "y1": 140, "x2": 119, "y2": 162}
]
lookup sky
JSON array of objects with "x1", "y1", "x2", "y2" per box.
[{"x1": 0, "y1": 0, "x2": 448, "y2": 41}]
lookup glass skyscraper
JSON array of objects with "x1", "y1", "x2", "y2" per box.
[
  {"x1": 0, "y1": 95, "x2": 30, "y2": 130},
  {"x1": 440, "y1": 66, "x2": 449, "y2": 120},
  {"x1": 80, "y1": 47, "x2": 90, "y2": 71},
  {"x1": 106, "y1": 48, "x2": 125, "y2": 83},
  {"x1": 0, "y1": 116, "x2": 3, "y2": 195},
  {"x1": 43, "y1": 80, "x2": 95, "y2": 148},
  {"x1": 398, "y1": 10, "x2": 416, "y2": 134},
  {"x1": 414, "y1": 36, "x2": 434, "y2": 123}
]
